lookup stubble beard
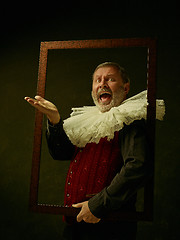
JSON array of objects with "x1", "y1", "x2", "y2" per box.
[{"x1": 91, "y1": 87, "x2": 126, "y2": 113}]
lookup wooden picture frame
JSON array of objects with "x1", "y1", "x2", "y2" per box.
[{"x1": 29, "y1": 38, "x2": 157, "y2": 221}]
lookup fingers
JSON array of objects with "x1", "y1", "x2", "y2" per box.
[
  {"x1": 24, "y1": 96, "x2": 45, "y2": 106},
  {"x1": 72, "y1": 202, "x2": 101, "y2": 223},
  {"x1": 76, "y1": 209, "x2": 101, "y2": 223},
  {"x1": 34, "y1": 96, "x2": 46, "y2": 107},
  {"x1": 72, "y1": 203, "x2": 83, "y2": 208},
  {"x1": 77, "y1": 212, "x2": 83, "y2": 223},
  {"x1": 35, "y1": 95, "x2": 45, "y2": 101},
  {"x1": 24, "y1": 96, "x2": 46, "y2": 113},
  {"x1": 24, "y1": 97, "x2": 37, "y2": 105},
  {"x1": 72, "y1": 203, "x2": 83, "y2": 222},
  {"x1": 24, "y1": 97, "x2": 31, "y2": 101},
  {"x1": 72, "y1": 202, "x2": 84, "y2": 222},
  {"x1": 24, "y1": 96, "x2": 44, "y2": 102}
]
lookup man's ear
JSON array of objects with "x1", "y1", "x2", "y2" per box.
[{"x1": 124, "y1": 82, "x2": 130, "y2": 94}]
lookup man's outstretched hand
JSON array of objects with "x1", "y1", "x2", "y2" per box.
[
  {"x1": 24, "y1": 96, "x2": 60, "y2": 125},
  {"x1": 72, "y1": 201, "x2": 101, "y2": 224}
]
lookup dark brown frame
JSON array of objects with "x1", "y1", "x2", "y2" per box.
[{"x1": 29, "y1": 38, "x2": 157, "y2": 221}]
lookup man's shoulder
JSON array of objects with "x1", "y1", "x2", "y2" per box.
[
  {"x1": 119, "y1": 119, "x2": 146, "y2": 138},
  {"x1": 124, "y1": 119, "x2": 146, "y2": 129}
]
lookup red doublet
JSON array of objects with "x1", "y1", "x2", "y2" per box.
[{"x1": 64, "y1": 131, "x2": 123, "y2": 208}]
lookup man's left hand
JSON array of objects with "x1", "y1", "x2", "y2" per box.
[{"x1": 72, "y1": 201, "x2": 101, "y2": 224}]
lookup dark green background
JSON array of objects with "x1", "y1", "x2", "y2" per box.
[{"x1": 0, "y1": 1, "x2": 179, "y2": 239}]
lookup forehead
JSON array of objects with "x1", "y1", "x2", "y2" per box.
[{"x1": 93, "y1": 66, "x2": 120, "y2": 77}]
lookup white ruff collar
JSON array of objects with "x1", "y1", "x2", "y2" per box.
[{"x1": 63, "y1": 90, "x2": 165, "y2": 147}]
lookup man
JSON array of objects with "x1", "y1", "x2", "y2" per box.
[{"x1": 25, "y1": 62, "x2": 164, "y2": 239}]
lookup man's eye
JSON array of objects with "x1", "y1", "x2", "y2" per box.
[
  {"x1": 109, "y1": 78, "x2": 115, "y2": 82},
  {"x1": 96, "y1": 79, "x2": 101, "y2": 83}
]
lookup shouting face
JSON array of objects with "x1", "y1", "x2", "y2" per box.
[{"x1": 92, "y1": 66, "x2": 130, "y2": 112}]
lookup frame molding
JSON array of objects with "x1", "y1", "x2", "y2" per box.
[{"x1": 29, "y1": 38, "x2": 157, "y2": 221}]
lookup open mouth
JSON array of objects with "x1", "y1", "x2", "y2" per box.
[{"x1": 99, "y1": 92, "x2": 112, "y2": 104}]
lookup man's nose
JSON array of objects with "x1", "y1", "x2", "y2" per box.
[{"x1": 100, "y1": 78, "x2": 109, "y2": 88}]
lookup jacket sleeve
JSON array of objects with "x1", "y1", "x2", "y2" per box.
[
  {"x1": 88, "y1": 119, "x2": 152, "y2": 218},
  {"x1": 46, "y1": 118, "x2": 75, "y2": 160}
]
